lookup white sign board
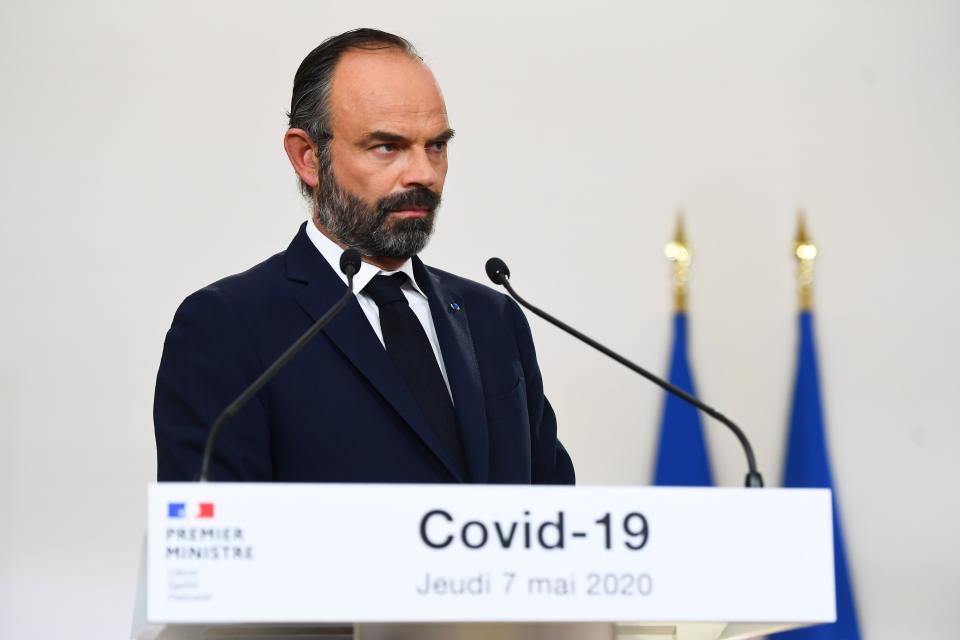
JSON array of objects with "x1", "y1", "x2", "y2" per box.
[{"x1": 146, "y1": 483, "x2": 835, "y2": 625}]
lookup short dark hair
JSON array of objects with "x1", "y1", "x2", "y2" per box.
[{"x1": 287, "y1": 28, "x2": 420, "y2": 198}]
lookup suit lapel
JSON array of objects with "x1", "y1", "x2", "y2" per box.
[
  {"x1": 285, "y1": 224, "x2": 465, "y2": 482},
  {"x1": 414, "y1": 258, "x2": 491, "y2": 483}
]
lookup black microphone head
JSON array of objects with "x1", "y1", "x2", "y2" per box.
[
  {"x1": 340, "y1": 249, "x2": 362, "y2": 277},
  {"x1": 485, "y1": 257, "x2": 510, "y2": 285}
]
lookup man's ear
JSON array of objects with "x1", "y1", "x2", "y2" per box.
[{"x1": 283, "y1": 128, "x2": 320, "y2": 189}]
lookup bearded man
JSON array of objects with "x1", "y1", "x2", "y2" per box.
[{"x1": 154, "y1": 29, "x2": 574, "y2": 484}]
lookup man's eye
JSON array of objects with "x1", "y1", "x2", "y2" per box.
[
  {"x1": 428, "y1": 141, "x2": 447, "y2": 152},
  {"x1": 374, "y1": 143, "x2": 397, "y2": 153}
]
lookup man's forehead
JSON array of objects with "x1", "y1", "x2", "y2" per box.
[{"x1": 330, "y1": 48, "x2": 448, "y2": 136}]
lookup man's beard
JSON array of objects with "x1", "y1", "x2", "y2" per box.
[{"x1": 314, "y1": 162, "x2": 441, "y2": 260}]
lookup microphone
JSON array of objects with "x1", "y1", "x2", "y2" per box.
[
  {"x1": 198, "y1": 248, "x2": 363, "y2": 481},
  {"x1": 485, "y1": 257, "x2": 764, "y2": 488}
]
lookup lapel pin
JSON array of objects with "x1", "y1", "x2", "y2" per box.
[{"x1": 449, "y1": 302, "x2": 461, "y2": 312}]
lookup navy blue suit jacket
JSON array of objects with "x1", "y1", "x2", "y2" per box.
[{"x1": 154, "y1": 223, "x2": 574, "y2": 484}]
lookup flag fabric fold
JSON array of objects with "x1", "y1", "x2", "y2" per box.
[
  {"x1": 775, "y1": 311, "x2": 861, "y2": 639},
  {"x1": 653, "y1": 312, "x2": 712, "y2": 486}
]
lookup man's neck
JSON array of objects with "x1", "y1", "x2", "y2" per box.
[{"x1": 312, "y1": 218, "x2": 406, "y2": 272}]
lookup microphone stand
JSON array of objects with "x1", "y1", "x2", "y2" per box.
[
  {"x1": 489, "y1": 260, "x2": 764, "y2": 488},
  {"x1": 198, "y1": 250, "x2": 361, "y2": 482}
]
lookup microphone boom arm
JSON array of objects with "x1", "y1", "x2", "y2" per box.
[
  {"x1": 198, "y1": 252, "x2": 360, "y2": 482},
  {"x1": 499, "y1": 274, "x2": 764, "y2": 488}
]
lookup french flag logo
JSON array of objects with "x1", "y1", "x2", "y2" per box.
[{"x1": 168, "y1": 502, "x2": 215, "y2": 519}]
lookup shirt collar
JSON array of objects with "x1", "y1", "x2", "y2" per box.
[{"x1": 304, "y1": 219, "x2": 427, "y2": 299}]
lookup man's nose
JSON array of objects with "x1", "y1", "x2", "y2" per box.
[{"x1": 400, "y1": 147, "x2": 439, "y2": 189}]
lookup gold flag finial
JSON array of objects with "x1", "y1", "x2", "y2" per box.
[
  {"x1": 665, "y1": 210, "x2": 691, "y2": 312},
  {"x1": 794, "y1": 210, "x2": 818, "y2": 310}
]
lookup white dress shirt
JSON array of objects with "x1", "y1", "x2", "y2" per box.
[{"x1": 305, "y1": 220, "x2": 453, "y2": 398}]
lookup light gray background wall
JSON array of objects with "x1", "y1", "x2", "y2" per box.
[{"x1": 1, "y1": 1, "x2": 958, "y2": 637}]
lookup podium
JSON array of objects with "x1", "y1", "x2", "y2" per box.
[{"x1": 132, "y1": 483, "x2": 836, "y2": 640}]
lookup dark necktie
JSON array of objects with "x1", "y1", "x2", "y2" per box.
[{"x1": 364, "y1": 273, "x2": 468, "y2": 479}]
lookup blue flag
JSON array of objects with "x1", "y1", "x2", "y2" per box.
[
  {"x1": 653, "y1": 312, "x2": 712, "y2": 486},
  {"x1": 774, "y1": 311, "x2": 861, "y2": 639}
]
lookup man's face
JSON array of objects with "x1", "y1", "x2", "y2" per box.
[{"x1": 315, "y1": 48, "x2": 452, "y2": 259}]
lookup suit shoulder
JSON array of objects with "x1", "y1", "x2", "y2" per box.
[{"x1": 180, "y1": 250, "x2": 291, "y2": 311}]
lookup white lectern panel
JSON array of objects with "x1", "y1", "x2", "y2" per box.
[{"x1": 145, "y1": 483, "x2": 835, "y2": 626}]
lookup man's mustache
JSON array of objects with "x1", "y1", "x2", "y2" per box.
[{"x1": 377, "y1": 187, "x2": 441, "y2": 216}]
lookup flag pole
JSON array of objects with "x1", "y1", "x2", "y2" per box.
[
  {"x1": 654, "y1": 210, "x2": 717, "y2": 487},
  {"x1": 664, "y1": 210, "x2": 690, "y2": 313},
  {"x1": 778, "y1": 214, "x2": 863, "y2": 638},
  {"x1": 794, "y1": 209, "x2": 817, "y2": 311}
]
